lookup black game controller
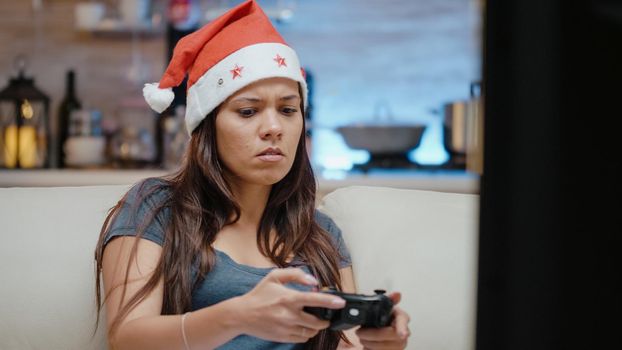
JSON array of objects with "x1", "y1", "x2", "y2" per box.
[{"x1": 304, "y1": 287, "x2": 394, "y2": 331}]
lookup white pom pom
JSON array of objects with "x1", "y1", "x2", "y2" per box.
[{"x1": 143, "y1": 82, "x2": 175, "y2": 113}]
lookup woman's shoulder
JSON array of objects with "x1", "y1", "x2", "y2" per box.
[
  {"x1": 130, "y1": 177, "x2": 170, "y2": 193},
  {"x1": 103, "y1": 177, "x2": 172, "y2": 247},
  {"x1": 313, "y1": 210, "x2": 352, "y2": 267},
  {"x1": 125, "y1": 177, "x2": 172, "y2": 205},
  {"x1": 313, "y1": 210, "x2": 340, "y2": 235}
]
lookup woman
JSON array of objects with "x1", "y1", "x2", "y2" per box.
[{"x1": 94, "y1": 1, "x2": 410, "y2": 349}]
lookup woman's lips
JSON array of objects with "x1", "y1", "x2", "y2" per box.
[
  {"x1": 257, "y1": 147, "x2": 284, "y2": 162},
  {"x1": 257, "y1": 154, "x2": 284, "y2": 162}
]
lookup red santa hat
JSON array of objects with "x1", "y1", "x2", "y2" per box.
[{"x1": 143, "y1": 0, "x2": 307, "y2": 134}]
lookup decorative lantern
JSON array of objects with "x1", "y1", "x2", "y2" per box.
[{"x1": 0, "y1": 56, "x2": 50, "y2": 169}]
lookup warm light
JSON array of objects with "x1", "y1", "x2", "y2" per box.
[
  {"x1": 4, "y1": 126, "x2": 17, "y2": 168},
  {"x1": 21, "y1": 99, "x2": 34, "y2": 120},
  {"x1": 3, "y1": 125, "x2": 37, "y2": 168}
]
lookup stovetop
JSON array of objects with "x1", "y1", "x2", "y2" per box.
[{"x1": 350, "y1": 153, "x2": 466, "y2": 173}]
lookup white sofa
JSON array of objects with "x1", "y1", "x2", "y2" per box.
[{"x1": 0, "y1": 184, "x2": 479, "y2": 350}]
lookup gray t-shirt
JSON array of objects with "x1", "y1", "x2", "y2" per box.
[{"x1": 103, "y1": 178, "x2": 352, "y2": 350}]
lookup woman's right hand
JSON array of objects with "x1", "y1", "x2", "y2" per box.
[{"x1": 237, "y1": 268, "x2": 346, "y2": 343}]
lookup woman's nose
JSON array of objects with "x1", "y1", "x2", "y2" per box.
[{"x1": 259, "y1": 110, "x2": 283, "y2": 140}]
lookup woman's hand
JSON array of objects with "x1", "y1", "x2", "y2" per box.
[
  {"x1": 237, "y1": 267, "x2": 346, "y2": 343},
  {"x1": 355, "y1": 292, "x2": 411, "y2": 350}
]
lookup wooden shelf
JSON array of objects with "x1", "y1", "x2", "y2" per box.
[{"x1": 75, "y1": 19, "x2": 164, "y2": 38}]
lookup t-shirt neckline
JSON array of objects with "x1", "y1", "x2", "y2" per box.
[{"x1": 214, "y1": 249, "x2": 289, "y2": 276}]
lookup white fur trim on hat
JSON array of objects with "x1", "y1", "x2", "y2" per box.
[{"x1": 184, "y1": 42, "x2": 308, "y2": 134}]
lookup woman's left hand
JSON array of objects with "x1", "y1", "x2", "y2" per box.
[{"x1": 354, "y1": 291, "x2": 411, "y2": 349}]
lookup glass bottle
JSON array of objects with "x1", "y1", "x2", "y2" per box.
[{"x1": 57, "y1": 70, "x2": 81, "y2": 168}]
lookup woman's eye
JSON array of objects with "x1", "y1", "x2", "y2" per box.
[
  {"x1": 238, "y1": 108, "x2": 256, "y2": 117},
  {"x1": 281, "y1": 107, "x2": 298, "y2": 115}
]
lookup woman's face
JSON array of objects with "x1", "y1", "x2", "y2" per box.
[{"x1": 215, "y1": 77, "x2": 303, "y2": 187}]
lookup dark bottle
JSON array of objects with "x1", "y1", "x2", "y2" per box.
[{"x1": 57, "y1": 70, "x2": 81, "y2": 168}]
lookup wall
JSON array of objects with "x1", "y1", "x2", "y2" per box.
[{"x1": 0, "y1": 0, "x2": 481, "y2": 169}]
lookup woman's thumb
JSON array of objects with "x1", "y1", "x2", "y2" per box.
[{"x1": 387, "y1": 291, "x2": 402, "y2": 305}]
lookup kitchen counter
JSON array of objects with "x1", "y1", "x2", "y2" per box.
[{"x1": 0, "y1": 169, "x2": 479, "y2": 195}]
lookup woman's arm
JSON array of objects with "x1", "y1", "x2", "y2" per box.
[
  {"x1": 102, "y1": 237, "x2": 244, "y2": 349},
  {"x1": 102, "y1": 236, "x2": 344, "y2": 349}
]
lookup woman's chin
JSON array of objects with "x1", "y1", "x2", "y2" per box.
[
  {"x1": 259, "y1": 173, "x2": 289, "y2": 186},
  {"x1": 234, "y1": 169, "x2": 290, "y2": 187}
]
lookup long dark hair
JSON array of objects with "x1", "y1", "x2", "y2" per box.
[{"x1": 94, "y1": 101, "x2": 347, "y2": 349}]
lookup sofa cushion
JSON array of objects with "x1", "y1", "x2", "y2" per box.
[{"x1": 318, "y1": 186, "x2": 479, "y2": 350}]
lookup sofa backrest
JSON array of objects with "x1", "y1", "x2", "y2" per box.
[
  {"x1": 0, "y1": 184, "x2": 479, "y2": 350},
  {"x1": 319, "y1": 186, "x2": 479, "y2": 350}
]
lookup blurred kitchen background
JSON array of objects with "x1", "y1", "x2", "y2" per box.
[{"x1": 0, "y1": 0, "x2": 483, "y2": 193}]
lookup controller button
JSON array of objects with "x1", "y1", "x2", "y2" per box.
[{"x1": 348, "y1": 308, "x2": 360, "y2": 316}]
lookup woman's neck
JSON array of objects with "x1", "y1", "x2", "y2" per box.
[{"x1": 228, "y1": 181, "x2": 271, "y2": 228}]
